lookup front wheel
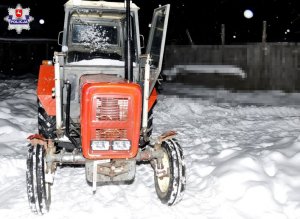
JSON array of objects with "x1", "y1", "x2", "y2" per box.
[
  {"x1": 154, "y1": 139, "x2": 186, "y2": 206},
  {"x1": 26, "y1": 144, "x2": 51, "y2": 214}
]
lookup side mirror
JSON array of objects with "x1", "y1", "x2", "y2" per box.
[
  {"x1": 57, "y1": 31, "x2": 63, "y2": 46},
  {"x1": 140, "y1": 34, "x2": 145, "y2": 49}
]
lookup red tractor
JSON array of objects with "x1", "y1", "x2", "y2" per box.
[{"x1": 26, "y1": 0, "x2": 185, "y2": 214}]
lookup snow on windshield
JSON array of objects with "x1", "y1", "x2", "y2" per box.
[
  {"x1": 1, "y1": 79, "x2": 300, "y2": 218},
  {"x1": 72, "y1": 24, "x2": 118, "y2": 52}
]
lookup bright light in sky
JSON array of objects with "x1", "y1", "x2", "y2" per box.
[
  {"x1": 39, "y1": 19, "x2": 45, "y2": 25},
  {"x1": 244, "y1": 9, "x2": 254, "y2": 19}
]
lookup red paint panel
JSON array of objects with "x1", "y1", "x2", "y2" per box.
[
  {"x1": 37, "y1": 65, "x2": 56, "y2": 116},
  {"x1": 81, "y1": 83, "x2": 142, "y2": 159}
]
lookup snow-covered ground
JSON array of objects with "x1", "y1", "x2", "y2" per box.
[{"x1": 1, "y1": 78, "x2": 300, "y2": 219}]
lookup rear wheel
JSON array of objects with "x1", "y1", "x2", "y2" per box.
[
  {"x1": 154, "y1": 139, "x2": 186, "y2": 205},
  {"x1": 26, "y1": 144, "x2": 51, "y2": 214},
  {"x1": 38, "y1": 100, "x2": 56, "y2": 139}
]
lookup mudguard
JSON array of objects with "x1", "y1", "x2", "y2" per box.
[{"x1": 37, "y1": 65, "x2": 56, "y2": 116}]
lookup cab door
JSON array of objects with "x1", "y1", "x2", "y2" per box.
[{"x1": 145, "y1": 4, "x2": 170, "y2": 93}]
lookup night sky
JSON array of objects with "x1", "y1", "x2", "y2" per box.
[{"x1": 0, "y1": 0, "x2": 299, "y2": 44}]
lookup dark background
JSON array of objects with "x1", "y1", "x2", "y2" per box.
[{"x1": 0, "y1": 0, "x2": 299, "y2": 75}]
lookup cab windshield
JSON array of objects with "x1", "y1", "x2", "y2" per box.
[{"x1": 66, "y1": 10, "x2": 126, "y2": 63}]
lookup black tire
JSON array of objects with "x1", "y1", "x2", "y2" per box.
[
  {"x1": 154, "y1": 139, "x2": 186, "y2": 206},
  {"x1": 38, "y1": 100, "x2": 56, "y2": 139},
  {"x1": 26, "y1": 144, "x2": 51, "y2": 214}
]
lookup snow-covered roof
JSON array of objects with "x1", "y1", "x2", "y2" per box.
[{"x1": 65, "y1": 0, "x2": 139, "y2": 10}]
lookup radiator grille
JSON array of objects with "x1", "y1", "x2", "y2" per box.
[
  {"x1": 96, "y1": 97, "x2": 128, "y2": 121},
  {"x1": 95, "y1": 129, "x2": 127, "y2": 140}
]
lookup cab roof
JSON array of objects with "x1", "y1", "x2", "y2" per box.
[{"x1": 65, "y1": 0, "x2": 139, "y2": 10}]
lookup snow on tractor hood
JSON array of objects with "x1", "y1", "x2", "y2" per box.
[{"x1": 68, "y1": 58, "x2": 136, "y2": 66}]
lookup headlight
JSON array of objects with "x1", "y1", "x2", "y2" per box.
[
  {"x1": 91, "y1": 140, "x2": 110, "y2": 150},
  {"x1": 112, "y1": 140, "x2": 131, "y2": 150}
]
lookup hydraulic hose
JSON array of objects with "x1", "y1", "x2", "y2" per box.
[{"x1": 65, "y1": 81, "x2": 79, "y2": 149}]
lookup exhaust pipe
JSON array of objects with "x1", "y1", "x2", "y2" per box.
[{"x1": 125, "y1": 0, "x2": 133, "y2": 81}]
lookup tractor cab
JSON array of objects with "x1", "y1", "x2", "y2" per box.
[
  {"x1": 60, "y1": 0, "x2": 169, "y2": 90},
  {"x1": 63, "y1": 4, "x2": 136, "y2": 64}
]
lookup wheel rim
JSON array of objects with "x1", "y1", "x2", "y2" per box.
[
  {"x1": 45, "y1": 182, "x2": 51, "y2": 204},
  {"x1": 44, "y1": 154, "x2": 51, "y2": 205},
  {"x1": 157, "y1": 149, "x2": 171, "y2": 193}
]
